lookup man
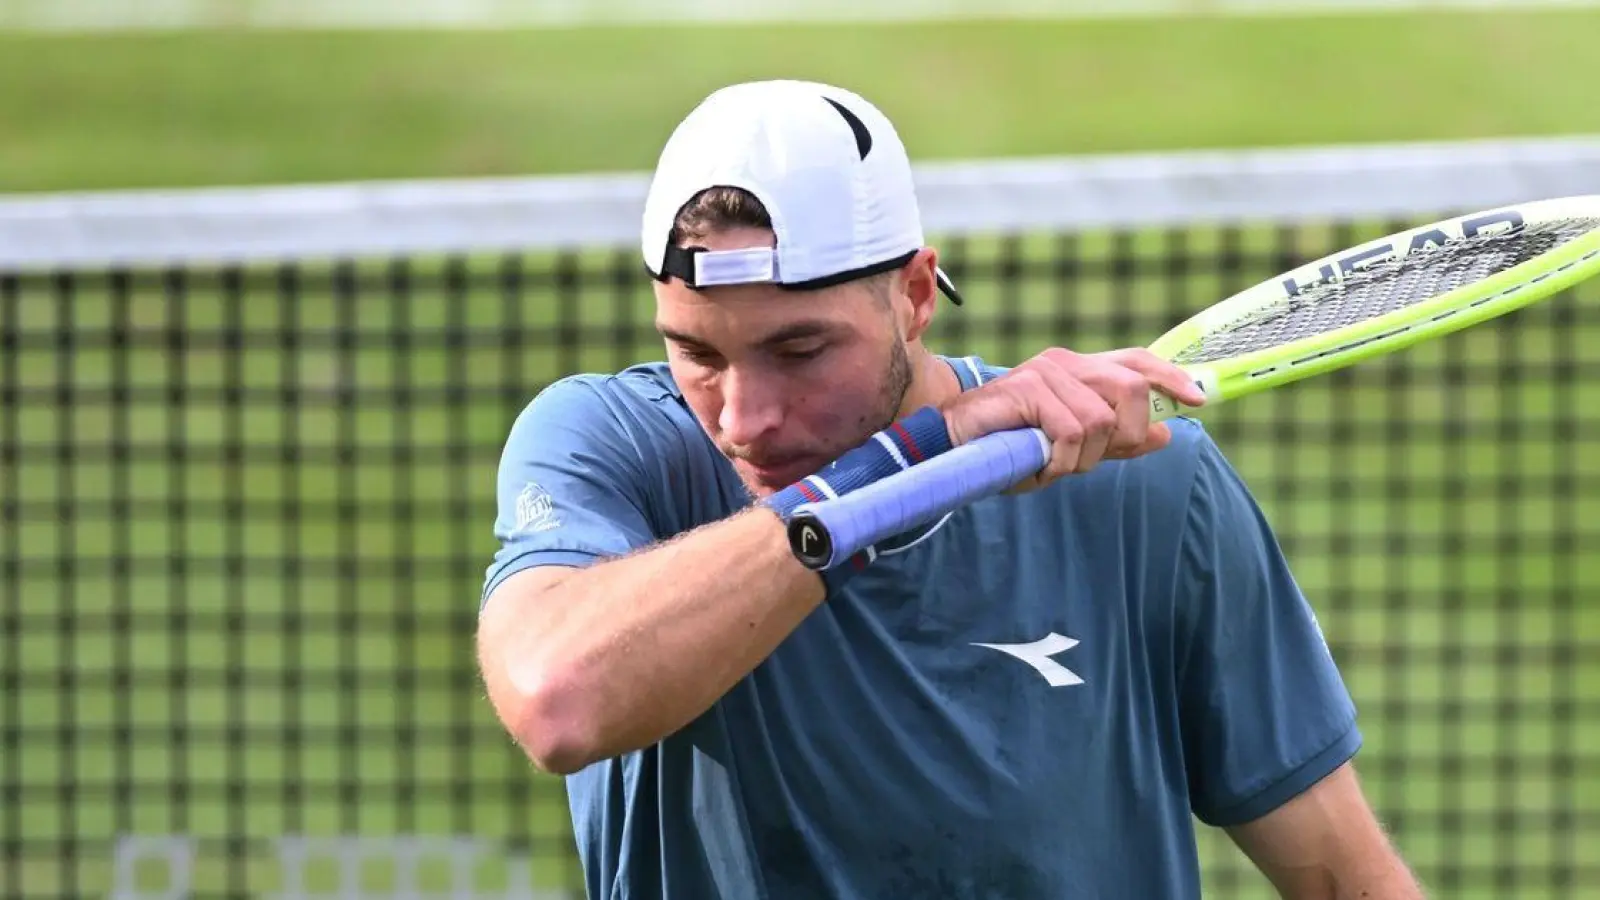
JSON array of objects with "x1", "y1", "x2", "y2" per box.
[{"x1": 477, "y1": 79, "x2": 1423, "y2": 899}]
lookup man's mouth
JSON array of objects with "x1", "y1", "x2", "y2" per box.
[{"x1": 739, "y1": 455, "x2": 819, "y2": 488}]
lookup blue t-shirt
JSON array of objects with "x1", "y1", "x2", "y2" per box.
[{"x1": 482, "y1": 355, "x2": 1360, "y2": 899}]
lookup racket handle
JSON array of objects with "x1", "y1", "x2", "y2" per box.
[
  {"x1": 1149, "y1": 389, "x2": 1190, "y2": 423},
  {"x1": 785, "y1": 427, "x2": 1050, "y2": 570},
  {"x1": 784, "y1": 389, "x2": 1191, "y2": 570}
]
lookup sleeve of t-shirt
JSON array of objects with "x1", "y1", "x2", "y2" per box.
[
  {"x1": 1174, "y1": 430, "x2": 1362, "y2": 828},
  {"x1": 480, "y1": 376, "x2": 660, "y2": 610}
]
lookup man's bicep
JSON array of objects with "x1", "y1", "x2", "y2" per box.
[
  {"x1": 480, "y1": 563, "x2": 579, "y2": 618},
  {"x1": 1226, "y1": 762, "x2": 1419, "y2": 899},
  {"x1": 1174, "y1": 432, "x2": 1361, "y2": 827},
  {"x1": 477, "y1": 565, "x2": 576, "y2": 690},
  {"x1": 480, "y1": 378, "x2": 660, "y2": 609}
]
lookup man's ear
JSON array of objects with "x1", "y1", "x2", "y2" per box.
[{"x1": 898, "y1": 248, "x2": 942, "y2": 343}]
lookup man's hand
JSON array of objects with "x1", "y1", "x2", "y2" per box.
[{"x1": 939, "y1": 347, "x2": 1206, "y2": 492}]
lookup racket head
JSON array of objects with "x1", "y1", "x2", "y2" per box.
[{"x1": 1147, "y1": 195, "x2": 1600, "y2": 407}]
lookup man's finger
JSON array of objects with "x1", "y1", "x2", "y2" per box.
[
  {"x1": 1032, "y1": 357, "x2": 1122, "y2": 477},
  {"x1": 1101, "y1": 349, "x2": 1207, "y2": 408},
  {"x1": 1103, "y1": 422, "x2": 1173, "y2": 460}
]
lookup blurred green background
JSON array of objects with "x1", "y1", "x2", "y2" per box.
[
  {"x1": 5, "y1": 7, "x2": 1599, "y2": 900},
  {"x1": 4, "y1": 11, "x2": 1600, "y2": 192}
]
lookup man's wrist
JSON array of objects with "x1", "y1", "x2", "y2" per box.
[{"x1": 756, "y1": 405, "x2": 954, "y2": 592}]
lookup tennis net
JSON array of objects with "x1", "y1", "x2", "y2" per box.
[{"x1": 3, "y1": 136, "x2": 1599, "y2": 899}]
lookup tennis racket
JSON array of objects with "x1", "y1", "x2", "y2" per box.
[{"x1": 786, "y1": 195, "x2": 1600, "y2": 571}]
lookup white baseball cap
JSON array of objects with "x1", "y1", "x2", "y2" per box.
[{"x1": 640, "y1": 79, "x2": 963, "y2": 305}]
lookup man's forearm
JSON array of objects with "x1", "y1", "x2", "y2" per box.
[
  {"x1": 1331, "y1": 852, "x2": 1425, "y2": 900},
  {"x1": 1268, "y1": 846, "x2": 1425, "y2": 900},
  {"x1": 479, "y1": 506, "x2": 825, "y2": 773}
]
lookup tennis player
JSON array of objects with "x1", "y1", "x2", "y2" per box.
[{"x1": 477, "y1": 79, "x2": 1424, "y2": 899}]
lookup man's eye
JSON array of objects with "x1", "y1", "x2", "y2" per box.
[
  {"x1": 779, "y1": 345, "x2": 826, "y2": 362},
  {"x1": 677, "y1": 347, "x2": 721, "y2": 365}
]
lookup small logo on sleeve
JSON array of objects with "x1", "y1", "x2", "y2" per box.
[{"x1": 513, "y1": 481, "x2": 561, "y2": 534}]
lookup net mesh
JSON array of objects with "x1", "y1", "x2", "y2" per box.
[
  {"x1": 1168, "y1": 218, "x2": 1600, "y2": 365},
  {"x1": 3, "y1": 219, "x2": 1599, "y2": 900}
]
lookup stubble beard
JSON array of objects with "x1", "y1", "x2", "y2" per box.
[{"x1": 734, "y1": 338, "x2": 916, "y2": 499}]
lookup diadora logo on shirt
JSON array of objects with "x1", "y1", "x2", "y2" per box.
[{"x1": 971, "y1": 632, "x2": 1084, "y2": 687}]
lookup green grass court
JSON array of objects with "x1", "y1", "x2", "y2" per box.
[{"x1": 5, "y1": 10, "x2": 1599, "y2": 898}]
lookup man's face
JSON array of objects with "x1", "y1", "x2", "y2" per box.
[{"x1": 653, "y1": 226, "x2": 915, "y2": 497}]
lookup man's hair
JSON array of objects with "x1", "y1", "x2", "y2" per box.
[
  {"x1": 670, "y1": 186, "x2": 895, "y2": 306},
  {"x1": 669, "y1": 186, "x2": 771, "y2": 246}
]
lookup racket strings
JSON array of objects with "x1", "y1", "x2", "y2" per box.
[{"x1": 1169, "y1": 218, "x2": 1600, "y2": 365}]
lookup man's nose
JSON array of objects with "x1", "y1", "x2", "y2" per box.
[{"x1": 718, "y1": 368, "x2": 785, "y2": 446}]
